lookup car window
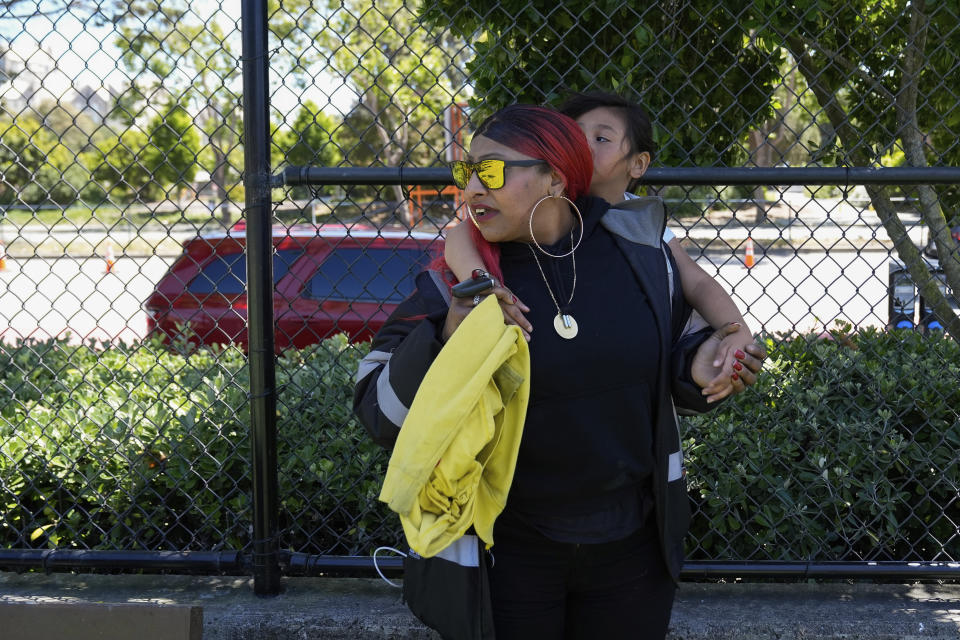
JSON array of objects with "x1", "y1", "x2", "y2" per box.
[
  {"x1": 307, "y1": 247, "x2": 431, "y2": 302},
  {"x1": 188, "y1": 249, "x2": 303, "y2": 295}
]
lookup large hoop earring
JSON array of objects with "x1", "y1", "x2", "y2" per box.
[
  {"x1": 528, "y1": 194, "x2": 584, "y2": 258},
  {"x1": 465, "y1": 205, "x2": 481, "y2": 230}
]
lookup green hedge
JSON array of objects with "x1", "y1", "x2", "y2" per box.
[
  {"x1": 684, "y1": 325, "x2": 960, "y2": 561},
  {"x1": 0, "y1": 334, "x2": 391, "y2": 554},
  {"x1": 2, "y1": 328, "x2": 958, "y2": 561},
  {"x1": 1, "y1": 336, "x2": 251, "y2": 550}
]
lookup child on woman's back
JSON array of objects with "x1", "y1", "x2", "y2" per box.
[{"x1": 443, "y1": 91, "x2": 755, "y2": 382}]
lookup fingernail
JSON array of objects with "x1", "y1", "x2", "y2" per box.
[
  {"x1": 731, "y1": 372, "x2": 739, "y2": 380},
  {"x1": 733, "y1": 362, "x2": 743, "y2": 371},
  {"x1": 512, "y1": 295, "x2": 517, "y2": 303},
  {"x1": 735, "y1": 350, "x2": 745, "y2": 359}
]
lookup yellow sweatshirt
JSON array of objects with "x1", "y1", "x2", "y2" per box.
[{"x1": 378, "y1": 296, "x2": 530, "y2": 557}]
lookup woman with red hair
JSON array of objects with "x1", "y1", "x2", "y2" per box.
[{"x1": 355, "y1": 104, "x2": 763, "y2": 639}]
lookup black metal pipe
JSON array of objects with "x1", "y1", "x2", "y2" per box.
[
  {"x1": 284, "y1": 553, "x2": 403, "y2": 577},
  {"x1": 681, "y1": 561, "x2": 960, "y2": 579},
  {"x1": 2, "y1": 550, "x2": 955, "y2": 580},
  {"x1": 645, "y1": 166, "x2": 960, "y2": 186},
  {"x1": 279, "y1": 165, "x2": 960, "y2": 187},
  {"x1": 241, "y1": 0, "x2": 281, "y2": 596},
  {"x1": 281, "y1": 166, "x2": 452, "y2": 187},
  {"x1": 0, "y1": 550, "x2": 245, "y2": 572},
  {"x1": 282, "y1": 554, "x2": 960, "y2": 580}
]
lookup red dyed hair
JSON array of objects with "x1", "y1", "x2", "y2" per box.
[{"x1": 433, "y1": 104, "x2": 593, "y2": 286}]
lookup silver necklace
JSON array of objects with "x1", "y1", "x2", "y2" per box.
[{"x1": 527, "y1": 236, "x2": 578, "y2": 339}]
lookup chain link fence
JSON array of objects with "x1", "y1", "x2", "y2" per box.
[{"x1": 1, "y1": 0, "x2": 958, "y2": 585}]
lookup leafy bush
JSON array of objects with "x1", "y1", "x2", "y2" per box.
[
  {"x1": 2, "y1": 329, "x2": 957, "y2": 563},
  {"x1": 0, "y1": 334, "x2": 392, "y2": 554},
  {"x1": 273, "y1": 337, "x2": 396, "y2": 555},
  {"x1": 684, "y1": 325, "x2": 960, "y2": 562},
  {"x1": 0, "y1": 336, "x2": 251, "y2": 550}
]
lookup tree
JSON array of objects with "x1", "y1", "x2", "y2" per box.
[
  {"x1": 750, "y1": 0, "x2": 960, "y2": 335},
  {"x1": 0, "y1": 112, "x2": 83, "y2": 205},
  {"x1": 0, "y1": 0, "x2": 123, "y2": 23},
  {"x1": 273, "y1": 101, "x2": 343, "y2": 200},
  {"x1": 115, "y1": 0, "x2": 326, "y2": 221},
  {"x1": 423, "y1": 0, "x2": 960, "y2": 336},
  {"x1": 81, "y1": 128, "x2": 153, "y2": 203},
  {"x1": 32, "y1": 99, "x2": 117, "y2": 205},
  {"x1": 421, "y1": 1, "x2": 782, "y2": 167},
  {"x1": 314, "y1": 0, "x2": 470, "y2": 225},
  {"x1": 745, "y1": 58, "x2": 823, "y2": 222},
  {"x1": 115, "y1": 1, "x2": 239, "y2": 219},
  {"x1": 31, "y1": 100, "x2": 105, "y2": 152},
  {"x1": 273, "y1": 101, "x2": 342, "y2": 170},
  {"x1": 144, "y1": 100, "x2": 201, "y2": 201}
]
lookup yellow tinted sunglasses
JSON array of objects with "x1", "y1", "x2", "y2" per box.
[{"x1": 449, "y1": 159, "x2": 547, "y2": 190}]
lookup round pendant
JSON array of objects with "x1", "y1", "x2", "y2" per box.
[{"x1": 553, "y1": 313, "x2": 578, "y2": 339}]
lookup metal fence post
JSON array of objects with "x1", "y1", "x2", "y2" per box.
[{"x1": 241, "y1": 0, "x2": 281, "y2": 595}]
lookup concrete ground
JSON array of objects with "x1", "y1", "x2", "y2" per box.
[{"x1": 1, "y1": 572, "x2": 958, "y2": 639}]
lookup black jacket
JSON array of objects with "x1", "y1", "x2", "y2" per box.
[{"x1": 354, "y1": 196, "x2": 718, "y2": 580}]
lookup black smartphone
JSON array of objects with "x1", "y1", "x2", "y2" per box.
[{"x1": 451, "y1": 275, "x2": 496, "y2": 298}]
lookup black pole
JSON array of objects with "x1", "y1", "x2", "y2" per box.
[{"x1": 241, "y1": 0, "x2": 280, "y2": 596}]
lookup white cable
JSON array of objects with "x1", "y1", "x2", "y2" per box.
[{"x1": 373, "y1": 546, "x2": 407, "y2": 588}]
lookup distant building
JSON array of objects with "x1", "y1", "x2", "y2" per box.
[
  {"x1": 0, "y1": 42, "x2": 113, "y2": 123},
  {"x1": 69, "y1": 84, "x2": 112, "y2": 122}
]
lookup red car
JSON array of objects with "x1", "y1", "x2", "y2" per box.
[{"x1": 144, "y1": 223, "x2": 443, "y2": 349}]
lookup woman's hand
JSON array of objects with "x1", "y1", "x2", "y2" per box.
[
  {"x1": 442, "y1": 285, "x2": 532, "y2": 342},
  {"x1": 690, "y1": 323, "x2": 767, "y2": 402}
]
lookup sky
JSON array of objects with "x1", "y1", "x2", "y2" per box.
[
  {"x1": 0, "y1": 1, "x2": 354, "y2": 119},
  {"x1": 0, "y1": 4, "x2": 127, "y2": 105}
]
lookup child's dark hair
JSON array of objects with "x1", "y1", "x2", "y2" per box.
[{"x1": 559, "y1": 91, "x2": 655, "y2": 194}]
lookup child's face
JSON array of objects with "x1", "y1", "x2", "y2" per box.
[{"x1": 575, "y1": 107, "x2": 648, "y2": 201}]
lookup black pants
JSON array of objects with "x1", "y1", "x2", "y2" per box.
[{"x1": 488, "y1": 514, "x2": 676, "y2": 640}]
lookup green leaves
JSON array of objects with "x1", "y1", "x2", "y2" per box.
[
  {"x1": 143, "y1": 100, "x2": 202, "y2": 196},
  {"x1": 421, "y1": 0, "x2": 783, "y2": 166},
  {"x1": 0, "y1": 334, "x2": 392, "y2": 554},
  {"x1": 3, "y1": 327, "x2": 956, "y2": 560},
  {"x1": 684, "y1": 327, "x2": 960, "y2": 561}
]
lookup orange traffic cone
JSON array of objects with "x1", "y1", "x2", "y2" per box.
[
  {"x1": 0, "y1": 240, "x2": 6, "y2": 271},
  {"x1": 744, "y1": 237, "x2": 755, "y2": 268},
  {"x1": 104, "y1": 242, "x2": 116, "y2": 274}
]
